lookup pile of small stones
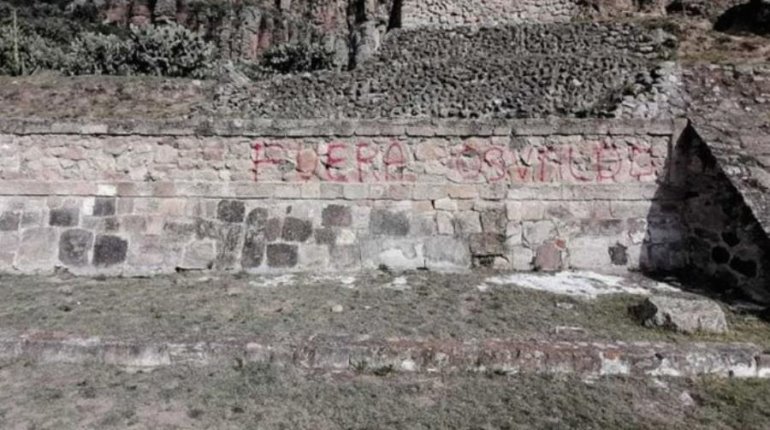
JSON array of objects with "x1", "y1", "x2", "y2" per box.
[{"x1": 211, "y1": 22, "x2": 677, "y2": 119}]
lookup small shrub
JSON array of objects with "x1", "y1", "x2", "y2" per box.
[
  {"x1": 128, "y1": 23, "x2": 215, "y2": 78},
  {"x1": 262, "y1": 42, "x2": 335, "y2": 74},
  {"x1": 66, "y1": 32, "x2": 133, "y2": 75},
  {"x1": 0, "y1": 24, "x2": 66, "y2": 75}
]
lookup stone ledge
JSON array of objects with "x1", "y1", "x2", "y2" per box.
[
  {"x1": 0, "y1": 181, "x2": 675, "y2": 201},
  {"x1": 0, "y1": 118, "x2": 679, "y2": 137},
  {"x1": 0, "y1": 330, "x2": 761, "y2": 378}
]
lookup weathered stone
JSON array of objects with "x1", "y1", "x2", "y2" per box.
[
  {"x1": 480, "y1": 208, "x2": 507, "y2": 233},
  {"x1": 469, "y1": 233, "x2": 505, "y2": 256},
  {"x1": 314, "y1": 228, "x2": 337, "y2": 246},
  {"x1": 534, "y1": 241, "x2": 564, "y2": 272},
  {"x1": 16, "y1": 228, "x2": 57, "y2": 271},
  {"x1": 182, "y1": 241, "x2": 216, "y2": 270},
  {"x1": 369, "y1": 209, "x2": 410, "y2": 236},
  {"x1": 162, "y1": 221, "x2": 196, "y2": 243},
  {"x1": 49, "y1": 208, "x2": 79, "y2": 227},
  {"x1": 246, "y1": 208, "x2": 268, "y2": 227},
  {"x1": 217, "y1": 200, "x2": 245, "y2": 223},
  {"x1": 93, "y1": 197, "x2": 116, "y2": 216},
  {"x1": 59, "y1": 229, "x2": 93, "y2": 267},
  {"x1": 282, "y1": 217, "x2": 313, "y2": 242},
  {"x1": 0, "y1": 212, "x2": 20, "y2": 231},
  {"x1": 609, "y1": 243, "x2": 628, "y2": 266},
  {"x1": 631, "y1": 296, "x2": 728, "y2": 334},
  {"x1": 322, "y1": 205, "x2": 352, "y2": 227},
  {"x1": 265, "y1": 218, "x2": 282, "y2": 242},
  {"x1": 242, "y1": 235, "x2": 265, "y2": 269},
  {"x1": 214, "y1": 225, "x2": 243, "y2": 270},
  {"x1": 453, "y1": 211, "x2": 482, "y2": 235},
  {"x1": 360, "y1": 239, "x2": 424, "y2": 270},
  {"x1": 267, "y1": 243, "x2": 298, "y2": 268},
  {"x1": 93, "y1": 235, "x2": 128, "y2": 267},
  {"x1": 425, "y1": 236, "x2": 471, "y2": 270}
]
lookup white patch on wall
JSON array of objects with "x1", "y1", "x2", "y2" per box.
[{"x1": 481, "y1": 271, "x2": 679, "y2": 299}]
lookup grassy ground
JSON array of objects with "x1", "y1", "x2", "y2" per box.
[
  {"x1": 0, "y1": 271, "x2": 768, "y2": 347},
  {"x1": 1, "y1": 358, "x2": 770, "y2": 429}
]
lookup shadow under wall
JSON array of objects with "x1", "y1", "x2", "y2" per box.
[{"x1": 640, "y1": 124, "x2": 770, "y2": 304}]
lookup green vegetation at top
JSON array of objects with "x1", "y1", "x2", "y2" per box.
[{"x1": 0, "y1": 1, "x2": 336, "y2": 79}]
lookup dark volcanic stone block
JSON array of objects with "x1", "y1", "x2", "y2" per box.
[
  {"x1": 0, "y1": 212, "x2": 20, "y2": 231},
  {"x1": 93, "y1": 197, "x2": 116, "y2": 216},
  {"x1": 59, "y1": 229, "x2": 94, "y2": 267},
  {"x1": 93, "y1": 235, "x2": 128, "y2": 267},
  {"x1": 217, "y1": 200, "x2": 245, "y2": 223},
  {"x1": 242, "y1": 236, "x2": 265, "y2": 269},
  {"x1": 322, "y1": 204, "x2": 352, "y2": 227},
  {"x1": 265, "y1": 218, "x2": 282, "y2": 242},
  {"x1": 267, "y1": 243, "x2": 298, "y2": 268},
  {"x1": 369, "y1": 209, "x2": 409, "y2": 236},
  {"x1": 282, "y1": 217, "x2": 312, "y2": 242},
  {"x1": 314, "y1": 228, "x2": 337, "y2": 246},
  {"x1": 246, "y1": 208, "x2": 269, "y2": 227},
  {"x1": 609, "y1": 243, "x2": 628, "y2": 266},
  {"x1": 49, "y1": 208, "x2": 79, "y2": 227}
]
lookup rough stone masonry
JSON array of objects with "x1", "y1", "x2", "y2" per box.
[{"x1": 0, "y1": 118, "x2": 686, "y2": 277}]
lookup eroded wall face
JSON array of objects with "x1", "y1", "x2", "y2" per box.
[{"x1": 0, "y1": 119, "x2": 685, "y2": 275}]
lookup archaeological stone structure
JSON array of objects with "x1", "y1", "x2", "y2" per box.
[{"x1": 0, "y1": 0, "x2": 768, "y2": 305}]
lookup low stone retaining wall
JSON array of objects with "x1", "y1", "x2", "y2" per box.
[
  {"x1": 0, "y1": 330, "x2": 764, "y2": 378},
  {"x1": 0, "y1": 118, "x2": 685, "y2": 276}
]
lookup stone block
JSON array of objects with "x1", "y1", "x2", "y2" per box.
[
  {"x1": 534, "y1": 241, "x2": 564, "y2": 272},
  {"x1": 480, "y1": 208, "x2": 507, "y2": 234},
  {"x1": 265, "y1": 218, "x2": 283, "y2": 242},
  {"x1": 93, "y1": 235, "x2": 128, "y2": 267},
  {"x1": 360, "y1": 239, "x2": 424, "y2": 271},
  {"x1": 49, "y1": 208, "x2": 79, "y2": 227},
  {"x1": 322, "y1": 205, "x2": 352, "y2": 227},
  {"x1": 522, "y1": 221, "x2": 557, "y2": 246},
  {"x1": 433, "y1": 198, "x2": 457, "y2": 211},
  {"x1": 425, "y1": 236, "x2": 471, "y2": 270},
  {"x1": 506, "y1": 201, "x2": 544, "y2": 222},
  {"x1": 267, "y1": 243, "x2": 298, "y2": 268},
  {"x1": 369, "y1": 209, "x2": 410, "y2": 236},
  {"x1": 453, "y1": 211, "x2": 482, "y2": 235},
  {"x1": 182, "y1": 241, "x2": 216, "y2": 270},
  {"x1": 16, "y1": 228, "x2": 57, "y2": 271},
  {"x1": 568, "y1": 236, "x2": 612, "y2": 270},
  {"x1": 511, "y1": 246, "x2": 534, "y2": 271},
  {"x1": 314, "y1": 228, "x2": 337, "y2": 246},
  {"x1": 282, "y1": 217, "x2": 313, "y2": 242},
  {"x1": 631, "y1": 296, "x2": 728, "y2": 334},
  {"x1": 242, "y1": 233, "x2": 266, "y2": 269},
  {"x1": 299, "y1": 244, "x2": 330, "y2": 268},
  {"x1": 469, "y1": 233, "x2": 505, "y2": 256},
  {"x1": 93, "y1": 197, "x2": 117, "y2": 217},
  {"x1": 0, "y1": 211, "x2": 20, "y2": 231},
  {"x1": 436, "y1": 212, "x2": 454, "y2": 235},
  {"x1": 59, "y1": 229, "x2": 93, "y2": 267},
  {"x1": 217, "y1": 200, "x2": 245, "y2": 223}
]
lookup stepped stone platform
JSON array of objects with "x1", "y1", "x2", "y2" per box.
[
  {"x1": 0, "y1": 270, "x2": 768, "y2": 379},
  {"x1": 216, "y1": 22, "x2": 681, "y2": 119}
]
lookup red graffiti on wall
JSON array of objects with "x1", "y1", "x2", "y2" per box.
[{"x1": 252, "y1": 140, "x2": 660, "y2": 184}]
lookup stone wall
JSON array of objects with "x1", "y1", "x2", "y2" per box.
[
  {"x1": 0, "y1": 118, "x2": 688, "y2": 277},
  {"x1": 401, "y1": 0, "x2": 582, "y2": 27},
  {"x1": 674, "y1": 126, "x2": 770, "y2": 303}
]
